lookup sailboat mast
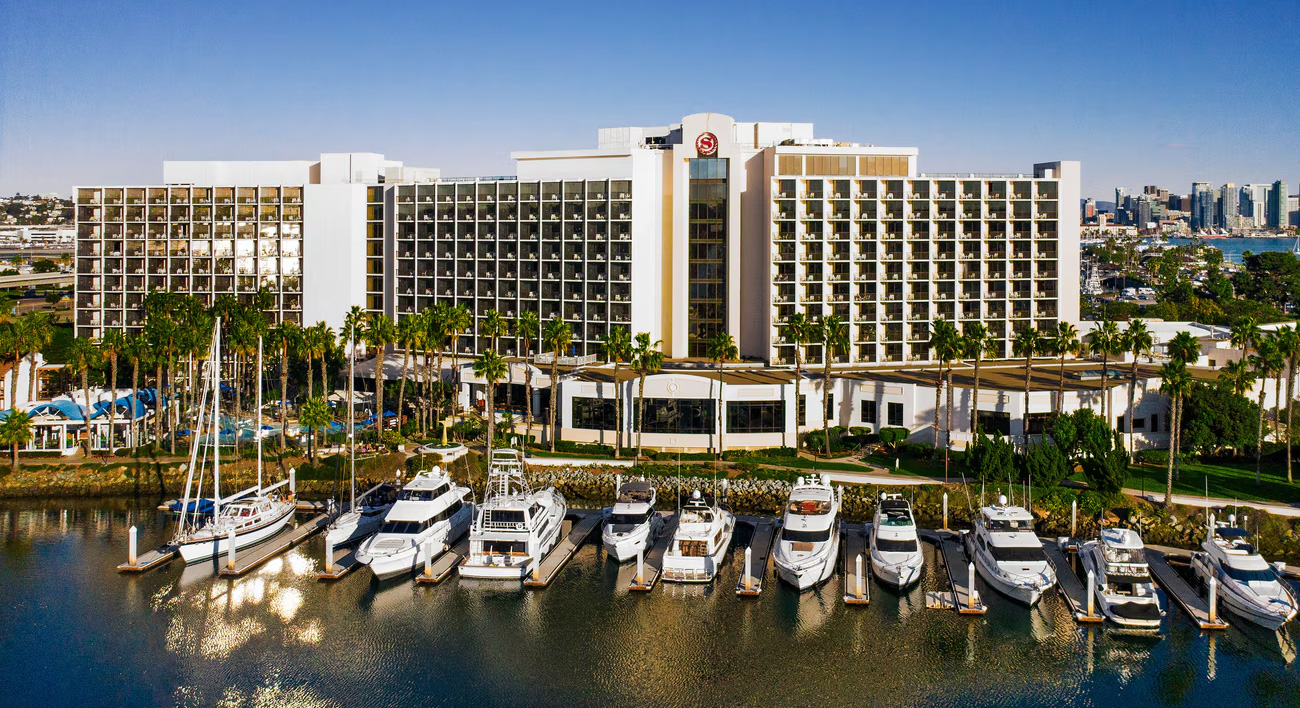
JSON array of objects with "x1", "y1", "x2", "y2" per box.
[
  {"x1": 349, "y1": 328, "x2": 356, "y2": 511},
  {"x1": 212, "y1": 320, "x2": 222, "y2": 518},
  {"x1": 256, "y1": 335, "x2": 263, "y2": 492},
  {"x1": 176, "y1": 324, "x2": 217, "y2": 538}
]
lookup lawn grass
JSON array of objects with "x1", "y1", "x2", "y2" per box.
[
  {"x1": 1118, "y1": 459, "x2": 1300, "y2": 506},
  {"x1": 862, "y1": 452, "x2": 962, "y2": 479}
]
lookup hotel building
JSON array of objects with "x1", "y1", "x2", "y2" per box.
[{"x1": 75, "y1": 113, "x2": 1080, "y2": 370}]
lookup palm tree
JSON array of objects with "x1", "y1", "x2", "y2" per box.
[
  {"x1": 541, "y1": 316, "x2": 572, "y2": 452},
  {"x1": 705, "y1": 331, "x2": 738, "y2": 460},
  {"x1": 1012, "y1": 328, "x2": 1041, "y2": 453},
  {"x1": 781, "y1": 312, "x2": 817, "y2": 448},
  {"x1": 445, "y1": 304, "x2": 472, "y2": 417},
  {"x1": 818, "y1": 315, "x2": 850, "y2": 459},
  {"x1": 311, "y1": 322, "x2": 334, "y2": 400},
  {"x1": 0, "y1": 408, "x2": 32, "y2": 468},
  {"x1": 1251, "y1": 338, "x2": 1282, "y2": 486},
  {"x1": 600, "y1": 326, "x2": 631, "y2": 458},
  {"x1": 1218, "y1": 359, "x2": 1255, "y2": 397},
  {"x1": 1123, "y1": 320, "x2": 1153, "y2": 454},
  {"x1": 99, "y1": 328, "x2": 126, "y2": 454},
  {"x1": 394, "y1": 315, "x2": 420, "y2": 431},
  {"x1": 473, "y1": 349, "x2": 507, "y2": 458},
  {"x1": 482, "y1": 309, "x2": 510, "y2": 353},
  {"x1": 23, "y1": 312, "x2": 52, "y2": 402},
  {"x1": 630, "y1": 332, "x2": 663, "y2": 462},
  {"x1": 227, "y1": 318, "x2": 258, "y2": 455},
  {"x1": 1268, "y1": 331, "x2": 1286, "y2": 442},
  {"x1": 1275, "y1": 326, "x2": 1300, "y2": 483},
  {"x1": 1086, "y1": 320, "x2": 1121, "y2": 423},
  {"x1": 926, "y1": 319, "x2": 960, "y2": 466},
  {"x1": 427, "y1": 303, "x2": 452, "y2": 422},
  {"x1": 66, "y1": 337, "x2": 100, "y2": 455},
  {"x1": 2, "y1": 316, "x2": 31, "y2": 408},
  {"x1": 270, "y1": 321, "x2": 301, "y2": 449},
  {"x1": 298, "y1": 396, "x2": 332, "y2": 459},
  {"x1": 366, "y1": 314, "x2": 396, "y2": 441},
  {"x1": 1048, "y1": 322, "x2": 1081, "y2": 414},
  {"x1": 1230, "y1": 316, "x2": 1261, "y2": 366},
  {"x1": 517, "y1": 310, "x2": 540, "y2": 442},
  {"x1": 1159, "y1": 361, "x2": 1193, "y2": 504},
  {"x1": 123, "y1": 333, "x2": 148, "y2": 451},
  {"x1": 961, "y1": 322, "x2": 997, "y2": 434}
]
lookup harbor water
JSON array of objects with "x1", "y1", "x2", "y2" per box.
[
  {"x1": 4, "y1": 498, "x2": 1300, "y2": 707},
  {"x1": 1167, "y1": 237, "x2": 1298, "y2": 264}
]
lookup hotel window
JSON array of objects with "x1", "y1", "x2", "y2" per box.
[
  {"x1": 688, "y1": 158, "x2": 728, "y2": 358},
  {"x1": 727, "y1": 401, "x2": 785, "y2": 433},
  {"x1": 804, "y1": 156, "x2": 855, "y2": 176},
  {"x1": 887, "y1": 402, "x2": 904, "y2": 427},
  {"x1": 778, "y1": 155, "x2": 802, "y2": 175},
  {"x1": 572, "y1": 397, "x2": 616, "y2": 431},
  {"x1": 860, "y1": 156, "x2": 908, "y2": 177},
  {"x1": 861, "y1": 400, "x2": 877, "y2": 425},
  {"x1": 976, "y1": 410, "x2": 1009, "y2": 435},
  {"x1": 636, "y1": 398, "x2": 715, "y2": 434}
]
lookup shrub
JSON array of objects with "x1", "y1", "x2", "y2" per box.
[
  {"x1": 554, "y1": 440, "x2": 615, "y2": 457},
  {"x1": 1135, "y1": 449, "x2": 1168, "y2": 466},
  {"x1": 877, "y1": 427, "x2": 909, "y2": 452},
  {"x1": 1023, "y1": 440, "x2": 1071, "y2": 488}
]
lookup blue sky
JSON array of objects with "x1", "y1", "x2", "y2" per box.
[{"x1": 1, "y1": 0, "x2": 1296, "y2": 199}]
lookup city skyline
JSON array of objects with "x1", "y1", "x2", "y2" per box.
[{"x1": 2, "y1": 0, "x2": 1298, "y2": 199}]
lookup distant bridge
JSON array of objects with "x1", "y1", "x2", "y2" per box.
[{"x1": 0, "y1": 272, "x2": 73, "y2": 289}]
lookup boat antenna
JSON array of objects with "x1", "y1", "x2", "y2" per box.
[{"x1": 256, "y1": 334, "x2": 263, "y2": 493}]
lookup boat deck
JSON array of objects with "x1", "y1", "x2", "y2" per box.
[
  {"x1": 841, "y1": 522, "x2": 870, "y2": 605},
  {"x1": 1145, "y1": 548, "x2": 1228, "y2": 630},
  {"x1": 1041, "y1": 539, "x2": 1103, "y2": 623},
  {"x1": 416, "y1": 533, "x2": 470, "y2": 585},
  {"x1": 628, "y1": 513, "x2": 677, "y2": 592},
  {"x1": 116, "y1": 546, "x2": 177, "y2": 573},
  {"x1": 735, "y1": 516, "x2": 778, "y2": 596},
  {"x1": 523, "y1": 510, "x2": 604, "y2": 588},
  {"x1": 921, "y1": 530, "x2": 986, "y2": 614},
  {"x1": 218, "y1": 512, "x2": 331, "y2": 578}
]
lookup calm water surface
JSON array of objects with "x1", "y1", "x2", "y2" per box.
[
  {"x1": 3, "y1": 499, "x2": 1300, "y2": 707},
  {"x1": 1167, "y1": 237, "x2": 1298, "y2": 264}
]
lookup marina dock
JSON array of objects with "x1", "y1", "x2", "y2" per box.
[
  {"x1": 218, "y1": 512, "x2": 332, "y2": 578},
  {"x1": 735, "y1": 516, "x2": 777, "y2": 596},
  {"x1": 629, "y1": 513, "x2": 677, "y2": 592},
  {"x1": 416, "y1": 533, "x2": 470, "y2": 585},
  {"x1": 1041, "y1": 539, "x2": 1103, "y2": 623},
  {"x1": 523, "y1": 510, "x2": 604, "y2": 588},
  {"x1": 841, "y1": 522, "x2": 870, "y2": 605},
  {"x1": 1145, "y1": 549, "x2": 1228, "y2": 630},
  {"x1": 316, "y1": 547, "x2": 361, "y2": 581},
  {"x1": 116, "y1": 545, "x2": 177, "y2": 573},
  {"x1": 922, "y1": 530, "x2": 986, "y2": 614}
]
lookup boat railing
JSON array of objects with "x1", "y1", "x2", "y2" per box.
[{"x1": 478, "y1": 518, "x2": 528, "y2": 531}]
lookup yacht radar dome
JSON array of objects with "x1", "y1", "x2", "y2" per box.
[
  {"x1": 692, "y1": 490, "x2": 702, "y2": 500},
  {"x1": 997, "y1": 494, "x2": 1008, "y2": 506}
]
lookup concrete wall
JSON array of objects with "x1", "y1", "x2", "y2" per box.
[{"x1": 302, "y1": 183, "x2": 367, "y2": 331}]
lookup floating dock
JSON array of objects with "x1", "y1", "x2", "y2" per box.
[
  {"x1": 218, "y1": 513, "x2": 332, "y2": 578},
  {"x1": 629, "y1": 513, "x2": 677, "y2": 592},
  {"x1": 735, "y1": 516, "x2": 778, "y2": 596},
  {"x1": 117, "y1": 545, "x2": 177, "y2": 573},
  {"x1": 1145, "y1": 549, "x2": 1228, "y2": 630},
  {"x1": 841, "y1": 522, "x2": 870, "y2": 605},
  {"x1": 523, "y1": 510, "x2": 604, "y2": 588},
  {"x1": 1041, "y1": 539, "x2": 1103, "y2": 623},
  {"x1": 922, "y1": 530, "x2": 986, "y2": 614},
  {"x1": 316, "y1": 546, "x2": 361, "y2": 581},
  {"x1": 415, "y1": 534, "x2": 470, "y2": 585}
]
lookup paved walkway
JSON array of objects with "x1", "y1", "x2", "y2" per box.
[{"x1": 1124, "y1": 488, "x2": 1300, "y2": 518}]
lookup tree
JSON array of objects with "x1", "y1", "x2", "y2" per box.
[
  {"x1": 1012, "y1": 328, "x2": 1041, "y2": 453},
  {"x1": 1023, "y1": 439, "x2": 1071, "y2": 489},
  {"x1": 961, "y1": 323, "x2": 997, "y2": 434},
  {"x1": 394, "y1": 315, "x2": 420, "y2": 430},
  {"x1": 1217, "y1": 359, "x2": 1255, "y2": 397},
  {"x1": 1230, "y1": 316, "x2": 1261, "y2": 371},
  {"x1": 445, "y1": 304, "x2": 472, "y2": 417},
  {"x1": 1046, "y1": 408, "x2": 1107, "y2": 462},
  {"x1": 66, "y1": 337, "x2": 100, "y2": 455},
  {"x1": 600, "y1": 326, "x2": 631, "y2": 458},
  {"x1": 298, "y1": 396, "x2": 332, "y2": 460},
  {"x1": 99, "y1": 327, "x2": 126, "y2": 454},
  {"x1": 122, "y1": 333, "x2": 148, "y2": 451},
  {"x1": 1250, "y1": 337, "x2": 1282, "y2": 486},
  {"x1": 927, "y1": 319, "x2": 960, "y2": 475},
  {"x1": 1275, "y1": 326, "x2": 1300, "y2": 484},
  {"x1": 541, "y1": 316, "x2": 572, "y2": 452},
  {"x1": 705, "y1": 330, "x2": 738, "y2": 460},
  {"x1": 1086, "y1": 320, "x2": 1121, "y2": 423},
  {"x1": 473, "y1": 349, "x2": 507, "y2": 458},
  {"x1": 964, "y1": 432, "x2": 1016, "y2": 483},
  {"x1": 0, "y1": 408, "x2": 32, "y2": 467},
  {"x1": 1181, "y1": 381, "x2": 1258, "y2": 459},
  {"x1": 1048, "y1": 321, "x2": 1081, "y2": 414},
  {"x1": 630, "y1": 332, "x2": 663, "y2": 462},
  {"x1": 1159, "y1": 362, "x2": 1193, "y2": 504},
  {"x1": 781, "y1": 312, "x2": 817, "y2": 449},
  {"x1": 1231, "y1": 251, "x2": 1300, "y2": 311},
  {"x1": 819, "y1": 315, "x2": 850, "y2": 459},
  {"x1": 270, "y1": 321, "x2": 301, "y2": 449},
  {"x1": 481, "y1": 309, "x2": 510, "y2": 353},
  {"x1": 1123, "y1": 320, "x2": 1153, "y2": 454},
  {"x1": 1079, "y1": 426, "x2": 1130, "y2": 496},
  {"x1": 31, "y1": 259, "x2": 58, "y2": 274},
  {"x1": 516, "y1": 310, "x2": 540, "y2": 440},
  {"x1": 366, "y1": 314, "x2": 396, "y2": 441}
]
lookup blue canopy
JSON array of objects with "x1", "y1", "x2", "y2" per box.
[
  {"x1": 89, "y1": 394, "x2": 149, "y2": 420},
  {"x1": 27, "y1": 400, "x2": 89, "y2": 420},
  {"x1": 168, "y1": 498, "x2": 215, "y2": 517}
]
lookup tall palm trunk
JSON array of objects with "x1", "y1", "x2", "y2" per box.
[
  {"x1": 434, "y1": 350, "x2": 446, "y2": 420},
  {"x1": 1099, "y1": 351, "x2": 1109, "y2": 425},
  {"x1": 1273, "y1": 374, "x2": 1282, "y2": 441},
  {"x1": 9, "y1": 352, "x2": 22, "y2": 410},
  {"x1": 108, "y1": 353, "x2": 117, "y2": 455},
  {"x1": 279, "y1": 343, "x2": 288, "y2": 449},
  {"x1": 548, "y1": 357, "x2": 559, "y2": 452},
  {"x1": 525, "y1": 366, "x2": 534, "y2": 445},
  {"x1": 1057, "y1": 352, "x2": 1067, "y2": 413},
  {"x1": 718, "y1": 363, "x2": 726, "y2": 460},
  {"x1": 793, "y1": 351, "x2": 804, "y2": 450},
  {"x1": 944, "y1": 363, "x2": 954, "y2": 479},
  {"x1": 1174, "y1": 392, "x2": 1183, "y2": 480},
  {"x1": 306, "y1": 356, "x2": 314, "y2": 402},
  {"x1": 130, "y1": 360, "x2": 140, "y2": 451},
  {"x1": 167, "y1": 357, "x2": 176, "y2": 455},
  {"x1": 233, "y1": 353, "x2": 241, "y2": 456},
  {"x1": 1165, "y1": 392, "x2": 1176, "y2": 504},
  {"x1": 397, "y1": 348, "x2": 410, "y2": 431},
  {"x1": 932, "y1": 367, "x2": 943, "y2": 457},
  {"x1": 81, "y1": 370, "x2": 91, "y2": 455},
  {"x1": 1288, "y1": 358, "x2": 1297, "y2": 484},
  {"x1": 153, "y1": 362, "x2": 163, "y2": 448},
  {"x1": 613, "y1": 361, "x2": 622, "y2": 458},
  {"x1": 319, "y1": 353, "x2": 328, "y2": 401},
  {"x1": 1023, "y1": 357, "x2": 1032, "y2": 454},
  {"x1": 636, "y1": 373, "x2": 647, "y2": 460},
  {"x1": 822, "y1": 352, "x2": 833, "y2": 458},
  {"x1": 1127, "y1": 358, "x2": 1138, "y2": 455},
  {"x1": 374, "y1": 348, "x2": 386, "y2": 441},
  {"x1": 485, "y1": 379, "x2": 496, "y2": 458},
  {"x1": 1256, "y1": 383, "x2": 1267, "y2": 486},
  {"x1": 970, "y1": 354, "x2": 983, "y2": 434}
]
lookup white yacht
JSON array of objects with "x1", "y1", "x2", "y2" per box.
[
  {"x1": 1192, "y1": 515, "x2": 1298, "y2": 630},
  {"x1": 1079, "y1": 527, "x2": 1164, "y2": 629},
  {"x1": 773, "y1": 475, "x2": 840, "y2": 590},
  {"x1": 662, "y1": 489, "x2": 736, "y2": 583},
  {"x1": 964, "y1": 496, "x2": 1057, "y2": 606},
  {"x1": 870, "y1": 493, "x2": 924, "y2": 590},
  {"x1": 459, "y1": 449, "x2": 567, "y2": 580},
  {"x1": 601, "y1": 479, "x2": 664, "y2": 562},
  {"x1": 355, "y1": 468, "x2": 471, "y2": 580},
  {"x1": 325, "y1": 483, "x2": 398, "y2": 548},
  {"x1": 176, "y1": 494, "x2": 298, "y2": 564}
]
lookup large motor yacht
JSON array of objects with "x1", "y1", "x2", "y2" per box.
[
  {"x1": 1191, "y1": 515, "x2": 1298, "y2": 630},
  {"x1": 964, "y1": 495, "x2": 1057, "y2": 605},
  {"x1": 355, "y1": 468, "x2": 471, "y2": 580},
  {"x1": 459, "y1": 449, "x2": 567, "y2": 580},
  {"x1": 869, "y1": 493, "x2": 924, "y2": 589},
  {"x1": 662, "y1": 489, "x2": 736, "y2": 583},
  {"x1": 1078, "y1": 527, "x2": 1164, "y2": 628},
  {"x1": 773, "y1": 475, "x2": 840, "y2": 590},
  {"x1": 602, "y1": 479, "x2": 664, "y2": 562}
]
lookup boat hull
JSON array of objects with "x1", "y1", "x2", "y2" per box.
[
  {"x1": 969, "y1": 541, "x2": 1051, "y2": 606},
  {"x1": 176, "y1": 504, "x2": 296, "y2": 564},
  {"x1": 1192, "y1": 553, "x2": 1297, "y2": 630},
  {"x1": 359, "y1": 512, "x2": 471, "y2": 581},
  {"x1": 602, "y1": 520, "x2": 658, "y2": 563},
  {"x1": 325, "y1": 508, "x2": 387, "y2": 548},
  {"x1": 870, "y1": 554, "x2": 924, "y2": 590},
  {"x1": 663, "y1": 517, "x2": 735, "y2": 584},
  {"x1": 775, "y1": 527, "x2": 840, "y2": 591}
]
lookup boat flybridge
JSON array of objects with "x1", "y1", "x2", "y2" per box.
[
  {"x1": 1079, "y1": 527, "x2": 1165, "y2": 629},
  {"x1": 602, "y1": 478, "x2": 664, "y2": 562},
  {"x1": 459, "y1": 448, "x2": 567, "y2": 580},
  {"x1": 1192, "y1": 514, "x2": 1298, "y2": 630},
  {"x1": 965, "y1": 495, "x2": 1057, "y2": 606},
  {"x1": 773, "y1": 474, "x2": 840, "y2": 590},
  {"x1": 870, "y1": 493, "x2": 924, "y2": 590},
  {"x1": 356, "y1": 467, "x2": 471, "y2": 580},
  {"x1": 662, "y1": 487, "x2": 736, "y2": 583},
  {"x1": 173, "y1": 322, "x2": 297, "y2": 564}
]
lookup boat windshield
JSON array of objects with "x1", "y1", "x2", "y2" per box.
[
  {"x1": 988, "y1": 518, "x2": 1033, "y2": 533},
  {"x1": 609, "y1": 511, "x2": 651, "y2": 527},
  {"x1": 876, "y1": 537, "x2": 918, "y2": 553},
  {"x1": 378, "y1": 519, "x2": 429, "y2": 535},
  {"x1": 989, "y1": 545, "x2": 1047, "y2": 563},
  {"x1": 1223, "y1": 565, "x2": 1277, "y2": 583},
  {"x1": 399, "y1": 485, "x2": 447, "y2": 502},
  {"x1": 879, "y1": 510, "x2": 912, "y2": 527},
  {"x1": 1103, "y1": 546, "x2": 1146, "y2": 564},
  {"x1": 781, "y1": 527, "x2": 832, "y2": 543},
  {"x1": 788, "y1": 498, "x2": 832, "y2": 515}
]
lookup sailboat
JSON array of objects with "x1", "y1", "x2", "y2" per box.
[
  {"x1": 173, "y1": 322, "x2": 297, "y2": 564},
  {"x1": 326, "y1": 327, "x2": 396, "y2": 547}
]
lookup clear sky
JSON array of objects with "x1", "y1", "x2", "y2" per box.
[{"x1": 0, "y1": 0, "x2": 1296, "y2": 199}]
